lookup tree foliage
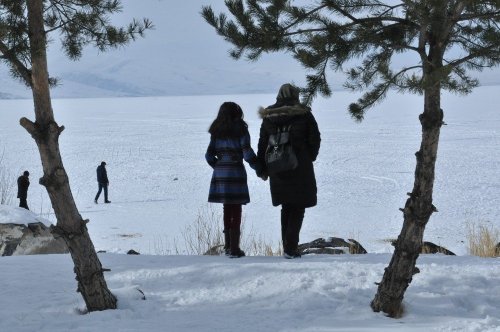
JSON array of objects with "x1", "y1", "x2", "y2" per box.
[
  {"x1": 202, "y1": 0, "x2": 500, "y2": 120},
  {"x1": 0, "y1": 0, "x2": 152, "y2": 312},
  {"x1": 0, "y1": 0, "x2": 152, "y2": 86},
  {"x1": 203, "y1": 0, "x2": 500, "y2": 317}
]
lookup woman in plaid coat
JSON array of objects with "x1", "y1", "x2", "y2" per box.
[{"x1": 205, "y1": 102, "x2": 260, "y2": 258}]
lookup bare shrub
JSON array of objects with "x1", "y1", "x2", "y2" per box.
[
  {"x1": 0, "y1": 151, "x2": 15, "y2": 205},
  {"x1": 182, "y1": 204, "x2": 224, "y2": 255},
  {"x1": 467, "y1": 223, "x2": 499, "y2": 258}
]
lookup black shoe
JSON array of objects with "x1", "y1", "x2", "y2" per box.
[
  {"x1": 94, "y1": 199, "x2": 98, "y2": 204},
  {"x1": 284, "y1": 251, "x2": 301, "y2": 259},
  {"x1": 105, "y1": 200, "x2": 111, "y2": 204},
  {"x1": 229, "y1": 249, "x2": 245, "y2": 258},
  {"x1": 224, "y1": 248, "x2": 231, "y2": 256}
]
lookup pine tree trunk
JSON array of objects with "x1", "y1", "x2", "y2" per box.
[
  {"x1": 370, "y1": 85, "x2": 443, "y2": 317},
  {"x1": 21, "y1": 0, "x2": 117, "y2": 312}
]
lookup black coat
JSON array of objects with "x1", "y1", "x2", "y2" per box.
[
  {"x1": 17, "y1": 175, "x2": 29, "y2": 199},
  {"x1": 257, "y1": 104, "x2": 321, "y2": 208},
  {"x1": 96, "y1": 165, "x2": 109, "y2": 184}
]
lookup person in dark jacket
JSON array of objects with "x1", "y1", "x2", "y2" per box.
[
  {"x1": 17, "y1": 170, "x2": 30, "y2": 210},
  {"x1": 94, "y1": 161, "x2": 110, "y2": 204},
  {"x1": 257, "y1": 83, "x2": 321, "y2": 259},
  {"x1": 206, "y1": 102, "x2": 261, "y2": 258}
]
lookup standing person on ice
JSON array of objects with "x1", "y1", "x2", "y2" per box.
[
  {"x1": 17, "y1": 170, "x2": 30, "y2": 210},
  {"x1": 94, "y1": 161, "x2": 111, "y2": 204},
  {"x1": 257, "y1": 83, "x2": 321, "y2": 259},
  {"x1": 205, "y1": 102, "x2": 261, "y2": 258}
]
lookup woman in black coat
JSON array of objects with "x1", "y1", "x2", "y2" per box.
[{"x1": 257, "y1": 84, "x2": 321, "y2": 258}]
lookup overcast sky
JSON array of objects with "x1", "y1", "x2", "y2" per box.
[{"x1": 0, "y1": 0, "x2": 498, "y2": 99}]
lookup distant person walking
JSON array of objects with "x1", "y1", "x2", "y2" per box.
[
  {"x1": 17, "y1": 170, "x2": 30, "y2": 210},
  {"x1": 94, "y1": 161, "x2": 111, "y2": 204},
  {"x1": 205, "y1": 102, "x2": 261, "y2": 258},
  {"x1": 257, "y1": 83, "x2": 321, "y2": 259}
]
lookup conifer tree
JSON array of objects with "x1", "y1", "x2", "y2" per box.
[
  {"x1": 0, "y1": 0, "x2": 151, "y2": 311},
  {"x1": 202, "y1": 0, "x2": 500, "y2": 317}
]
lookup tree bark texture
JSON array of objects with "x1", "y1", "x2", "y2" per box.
[
  {"x1": 371, "y1": 85, "x2": 443, "y2": 317},
  {"x1": 23, "y1": 0, "x2": 117, "y2": 311}
]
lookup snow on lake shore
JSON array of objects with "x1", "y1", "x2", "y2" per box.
[
  {"x1": 0, "y1": 86, "x2": 499, "y2": 255},
  {"x1": 1, "y1": 253, "x2": 499, "y2": 332}
]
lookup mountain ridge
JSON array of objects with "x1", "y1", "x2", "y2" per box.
[{"x1": 1, "y1": 0, "x2": 499, "y2": 99}]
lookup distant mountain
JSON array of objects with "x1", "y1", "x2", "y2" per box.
[
  {"x1": 0, "y1": 1, "x2": 309, "y2": 99},
  {"x1": 1, "y1": 0, "x2": 499, "y2": 99}
]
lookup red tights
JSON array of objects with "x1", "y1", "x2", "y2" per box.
[{"x1": 223, "y1": 204, "x2": 242, "y2": 230}]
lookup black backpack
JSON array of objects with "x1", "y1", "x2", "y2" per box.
[{"x1": 265, "y1": 125, "x2": 298, "y2": 175}]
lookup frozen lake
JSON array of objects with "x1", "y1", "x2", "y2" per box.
[{"x1": 0, "y1": 86, "x2": 499, "y2": 255}]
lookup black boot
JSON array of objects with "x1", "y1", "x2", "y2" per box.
[
  {"x1": 223, "y1": 229, "x2": 231, "y2": 256},
  {"x1": 283, "y1": 205, "x2": 305, "y2": 259},
  {"x1": 229, "y1": 228, "x2": 245, "y2": 258}
]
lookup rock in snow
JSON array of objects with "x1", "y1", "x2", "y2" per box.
[
  {"x1": 0, "y1": 205, "x2": 68, "y2": 256},
  {"x1": 299, "y1": 237, "x2": 368, "y2": 255}
]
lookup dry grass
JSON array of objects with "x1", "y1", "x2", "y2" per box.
[
  {"x1": 180, "y1": 204, "x2": 282, "y2": 256},
  {"x1": 242, "y1": 233, "x2": 283, "y2": 257},
  {"x1": 467, "y1": 223, "x2": 499, "y2": 258},
  {"x1": 151, "y1": 235, "x2": 181, "y2": 255},
  {"x1": 182, "y1": 204, "x2": 224, "y2": 255}
]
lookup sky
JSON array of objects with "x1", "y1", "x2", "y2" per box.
[
  {"x1": 0, "y1": 0, "x2": 499, "y2": 99},
  {"x1": 0, "y1": 0, "x2": 308, "y2": 99}
]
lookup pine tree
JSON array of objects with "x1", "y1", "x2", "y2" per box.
[
  {"x1": 0, "y1": 0, "x2": 151, "y2": 312},
  {"x1": 202, "y1": 0, "x2": 500, "y2": 317}
]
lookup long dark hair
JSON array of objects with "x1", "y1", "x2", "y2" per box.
[{"x1": 208, "y1": 102, "x2": 248, "y2": 138}]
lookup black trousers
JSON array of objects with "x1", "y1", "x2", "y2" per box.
[
  {"x1": 281, "y1": 204, "x2": 305, "y2": 254},
  {"x1": 19, "y1": 198, "x2": 29, "y2": 210},
  {"x1": 95, "y1": 183, "x2": 109, "y2": 202}
]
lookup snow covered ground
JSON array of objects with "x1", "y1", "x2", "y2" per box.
[
  {"x1": 0, "y1": 252, "x2": 499, "y2": 332},
  {"x1": 0, "y1": 86, "x2": 499, "y2": 331}
]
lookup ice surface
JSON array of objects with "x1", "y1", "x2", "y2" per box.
[{"x1": 0, "y1": 87, "x2": 499, "y2": 255}]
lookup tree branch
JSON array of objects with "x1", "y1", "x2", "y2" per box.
[
  {"x1": 457, "y1": 10, "x2": 500, "y2": 22},
  {"x1": 19, "y1": 117, "x2": 37, "y2": 138},
  {"x1": 282, "y1": 4, "x2": 328, "y2": 31},
  {"x1": 325, "y1": 2, "x2": 420, "y2": 30},
  {"x1": 445, "y1": 44, "x2": 500, "y2": 69},
  {"x1": 0, "y1": 40, "x2": 32, "y2": 86}
]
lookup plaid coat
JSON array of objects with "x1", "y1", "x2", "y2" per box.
[{"x1": 205, "y1": 129, "x2": 258, "y2": 204}]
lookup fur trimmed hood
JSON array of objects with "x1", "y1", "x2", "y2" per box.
[
  {"x1": 259, "y1": 83, "x2": 311, "y2": 119},
  {"x1": 258, "y1": 104, "x2": 311, "y2": 119}
]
